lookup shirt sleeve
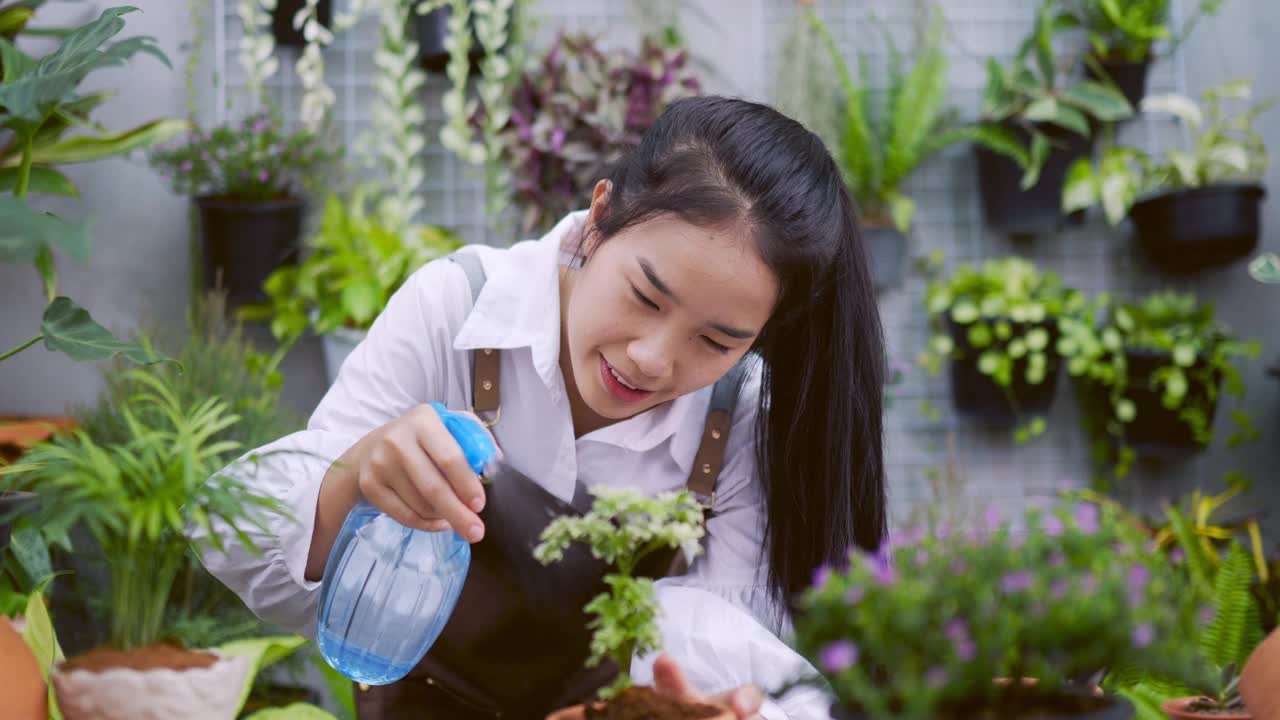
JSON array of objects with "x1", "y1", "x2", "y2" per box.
[
  {"x1": 640, "y1": 364, "x2": 830, "y2": 718},
  {"x1": 190, "y1": 258, "x2": 470, "y2": 638}
]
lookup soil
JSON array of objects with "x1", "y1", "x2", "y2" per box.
[
  {"x1": 584, "y1": 686, "x2": 725, "y2": 720},
  {"x1": 60, "y1": 642, "x2": 219, "y2": 674}
]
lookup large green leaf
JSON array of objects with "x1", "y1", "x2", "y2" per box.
[
  {"x1": 1201, "y1": 543, "x2": 1263, "y2": 671},
  {"x1": 40, "y1": 296, "x2": 165, "y2": 364},
  {"x1": 1062, "y1": 81, "x2": 1134, "y2": 122},
  {"x1": 0, "y1": 194, "x2": 89, "y2": 262},
  {"x1": 311, "y1": 652, "x2": 356, "y2": 720},
  {"x1": 19, "y1": 590, "x2": 64, "y2": 720},
  {"x1": 0, "y1": 7, "x2": 36, "y2": 37},
  {"x1": 0, "y1": 165, "x2": 77, "y2": 196},
  {"x1": 216, "y1": 635, "x2": 311, "y2": 716},
  {"x1": 0, "y1": 32, "x2": 35, "y2": 81},
  {"x1": 244, "y1": 704, "x2": 340, "y2": 720},
  {"x1": 0, "y1": 7, "x2": 168, "y2": 124},
  {"x1": 27, "y1": 117, "x2": 187, "y2": 165}
]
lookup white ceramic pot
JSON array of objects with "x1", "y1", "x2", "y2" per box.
[
  {"x1": 52, "y1": 651, "x2": 252, "y2": 720},
  {"x1": 321, "y1": 326, "x2": 368, "y2": 386}
]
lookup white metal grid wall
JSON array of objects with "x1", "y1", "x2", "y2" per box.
[{"x1": 211, "y1": 0, "x2": 1233, "y2": 528}]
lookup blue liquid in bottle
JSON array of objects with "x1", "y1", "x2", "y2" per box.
[{"x1": 316, "y1": 403, "x2": 497, "y2": 684}]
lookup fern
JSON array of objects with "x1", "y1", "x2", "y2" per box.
[
  {"x1": 1167, "y1": 506, "x2": 1217, "y2": 597},
  {"x1": 884, "y1": 9, "x2": 949, "y2": 188},
  {"x1": 1201, "y1": 543, "x2": 1263, "y2": 671}
]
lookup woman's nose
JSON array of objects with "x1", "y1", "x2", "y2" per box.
[{"x1": 627, "y1": 332, "x2": 675, "y2": 382}]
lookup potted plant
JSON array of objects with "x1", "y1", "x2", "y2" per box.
[
  {"x1": 965, "y1": 0, "x2": 1133, "y2": 236},
  {"x1": 1063, "y1": 79, "x2": 1274, "y2": 271},
  {"x1": 494, "y1": 32, "x2": 701, "y2": 235},
  {"x1": 919, "y1": 257, "x2": 1090, "y2": 441},
  {"x1": 778, "y1": 7, "x2": 968, "y2": 291},
  {"x1": 1, "y1": 5, "x2": 183, "y2": 366},
  {"x1": 1064, "y1": 0, "x2": 1223, "y2": 109},
  {"x1": 148, "y1": 109, "x2": 338, "y2": 306},
  {"x1": 0, "y1": 371, "x2": 291, "y2": 720},
  {"x1": 790, "y1": 499, "x2": 1204, "y2": 719},
  {"x1": 1058, "y1": 291, "x2": 1259, "y2": 480},
  {"x1": 535, "y1": 486, "x2": 732, "y2": 719},
  {"x1": 243, "y1": 188, "x2": 462, "y2": 383}
]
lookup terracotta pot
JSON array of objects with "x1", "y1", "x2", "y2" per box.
[
  {"x1": 0, "y1": 617, "x2": 47, "y2": 720},
  {"x1": 52, "y1": 648, "x2": 251, "y2": 720},
  {"x1": 1242, "y1": 628, "x2": 1280, "y2": 720},
  {"x1": 1161, "y1": 697, "x2": 1252, "y2": 720}
]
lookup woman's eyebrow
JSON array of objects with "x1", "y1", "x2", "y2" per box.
[{"x1": 638, "y1": 257, "x2": 756, "y2": 339}]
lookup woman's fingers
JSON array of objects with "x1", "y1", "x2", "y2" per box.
[
  {"x1": 415, "y1": 405, "x2": 489, "y2": 515},
  {"x1": 653, "y1": 654, "x2": 763, "y2": 720},
  {"x1": 357, "y1": 473, "x2": 436, "y2": 533}
]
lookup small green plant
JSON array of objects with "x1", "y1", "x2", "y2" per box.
[
  {"x1": 1064, "y1": 79, "x2": 1276, "y2": 224},
  {"x1": 1, "y1": 6, "x2": 184, "y2": 365},
  {"x1": 780, "y1": 7, "x2": 966, "y2": 233},
  {"x1": 919, "y1": 257, "x2": 1090, "y2": 441},
  {"x1": 148, "y1": 109, "x2": 338, "y2": 202},
  {"x1": 533, "y1": 486, "x2": 706, "y2": 697},
  {"x1": 964, "y1": 0, "x2": 1133, "y2": 189},
  {"x1": 0, "y1": 371, "x2": 289, "y2": 651},
  {"x1": 1058, "y1": 291, "x2": 1259, "y2": 480},
  {"x1": 792, "y1": 499, "x2": 1205, "y2": 720},
  {"x1": 242, "y1": 188, "x2": 462, "y2": 342},
  {"x1": 1063, "y1": 0, "x2": 1222, "y2": 64}
]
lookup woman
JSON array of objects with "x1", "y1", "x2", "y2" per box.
[{"x1": 198, "y1": 96, "x2": 887, "y2": 719}]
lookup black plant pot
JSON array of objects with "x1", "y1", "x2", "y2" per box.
[
  {"x1": 416, "y1": 2, "x2": 489, "y2": 73},
  {"x1": 1130, "y1": 184, "x2": 1266, "y2": 272},
  {"x1": 833, "y1": 694, "x2": 1133, "y2": 720},
  {"x1": 864, "y1": 223, "x2": 908, "y2": 292},
  {"x1": 272, "y1": 0, "x2": 332, "y2": 48},
  {"x1": 0, "y1": 491, "x2": 36, "y2": 552},
  {"x1": 947, "y1": 317, "x2": 1063, "y2": 426},
  {"x1": 974, "y1": 122, "x2": 1091, "y2": 237},
  {"x1": 195, "y1": 196, "x2": 305, "y2": 307},
  {"x1": 1087, "y1": 56, "x2": 1151, "y2": 111},
  {"x1": 1114, "y1": 347, "x2": 1221, "y2": 461}
]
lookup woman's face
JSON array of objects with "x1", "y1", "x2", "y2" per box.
[{"x1": 562, "y1": 189, "x2": 779, "y2": 423}]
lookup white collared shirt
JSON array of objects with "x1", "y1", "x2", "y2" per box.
[{"x1": 195, "y1": 211, "x2": 828, "y2": 719}]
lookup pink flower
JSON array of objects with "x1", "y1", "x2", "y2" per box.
[
  {"x1": 955, "y1": 638, "x2": 976, "y2": 661},
  {"x1": 1132, "y1": 623, "x2": 1154, "y2": 648},
  {"x1": 812, "y1": 564, "x2": 832, "y2": 589},
  {"x1": 944, "y1": 619, "x2": 968, "y2": 642},
  {"x1": 1042, "y1": 514, "x2": 1064, "y2": 537},
  {"x1": 258, "y1": 170, "x2": 269, "y2": 183},
  {"x1": 846, "y1": 585, "x2": 865, "y2": 604},
  {"x1": 1000, "y1": 571, "x2": 1034, "y2": 593},
  {"x1": 1050, "y1": 579, "x2": 1070, "y2": 598},
  {"x1": 179, "y1": 160, "x2": 193, "y2": 171},
  {"x1": 1048, "y1": 551, "x2": 1066, "y2": 567},
  {"x1": 1199, "y1": 605, "x2": 1216, "y2": 625},
  {"x1": 819, "y1": 640, "x2": 858, "y2": 673},
  {"x1": 1074, "y1": 503, "x2": 1100, "y2": 533}
]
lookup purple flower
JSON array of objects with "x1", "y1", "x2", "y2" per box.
[
  {"x1": 1081, "y1": 575, "x2": 1099, "y2": 594},
  {"x1": 874, "y1": 559, "x2": 897, "y2": 585},
  {"x1": 1170, "y1": 547, "x2": 1186, "y2": 564},
  {"x1": 950, "y1": 558, "x2": 968, "y2": 575},
  {"x1": 955, "y1": 638, "x2": 976, "y2": 661},
  {"x1": 926, "y1": 666, "x2": 948, "y2": 689},
  {"x1": 1043, "y1": 514, "x2": 1064, "y2": 537},
  {"x1": 253, "y1": 116, "x2": 269, "y2": 133},
  {"x1": 1132, "y1": 623, "x2": 1154, "y2": 648},
  {"x1": 1048, "y1": 551, "x2": 1066, "y2": 567},
  {"x1": 819, "y1": 640, "x2": 858, "y2": 673},
  {"x1": 1199, "y1": 605, "x2": 1216, "y2": 625},
  {"x1": 1050, "y1": 579, "x2": 1070, "y2": 598},
  {"x1": 179, "y1": 160, "x2": 193, "y2": 171},
  {"x1": 1001, "y1": 571, "x2": 1034, "y2": 593},
  {"x1": 983, "y1": 507, "x2": 1002, "y2": 533},
  {"x1": 258, "y1": 170, "x2": 269, "y2": 183},
  {"x1": 944, "y1": 619, "x2": 968, "y2": 642},
  {"x1": 846, "y1": 585, "x2": 865, "y2": 604},
  {"x1": 812, "y1": 564, "x2": 832, "y2": 589},
  {"x1": 1074, "y1": 503, "x2": 1100, "y2": 534},
  {"x1": 915, "y1": 548, "x2": 929, "y2": 566},
  {"x1": 549, "y1": 126, "x2": 566, "y2": 151}
]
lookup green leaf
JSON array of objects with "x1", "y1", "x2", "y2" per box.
[
  {"x1": 1022, "y1": 131, "x2": 1051, "y2": 190},
  {"x1": 951, "y1": 301, "x2": 980, "y2": 324},
  {"x1": 0, "y1": 35, "x2": 36, "y2": 82},
  {"x1": 959, "y1": 124, "x2": 1031, "y2": 170},
  {"x1": 1062, "y1": 81, "x2": 1134, "y2": 122},
  {"x1": 1142, "y1": 93, "x2": 1204, "y2": 130},
  {"x1": 0, "y1": 194, "x2": 90, "y2": 263},
  {"x1": 1201, "y1": 543, "x2": 1264, "y2": 670},
  {"x1": 882, "y1": 9, "x2": 949, "y2": 187},
  {"x1": 1062, "y1": 157, "x2": 1098, "y2": 213},
  {"x1": 978, "y1": 351, "x2": 1001, "y2": 375},
  {"x1": 8, "y1": 526, "x2": 53, "y2": 584},
  {"x1": 886, "y1": 191, "x2": 915, "y2": 234},
  {"x1": 1026, "y1": 327, "x2": 1049, "y2": 351},
  {"x1": 244, "y1": 704, "x2": 340, "y2": 720},
  {"x1": 0, "y1": 7, "x2": 35, "y2": 38},
  {"x1": 1116, "y1": 398, "x2": 1137, "y2": 422},
  {"x1": 40, "y1": 296, "x2": 166, "y2": 364},
  {"x1": 1248, "y1": 253, "x2": 1280, "y2": 283},
  {"x1": 1173, "y1": 344, "x2": 1197, "y2": 367},
  {"x1": 217, "y1": 635, "x2": 311, "y2": 716},
  {"x1": 340, "y1": 280, "x2": 380, "y2": 327},
  {"x1": 26, "y1": 118, "x2": 187, "y2": 166},
  {"x1": 20, "y1": 590, "x2": 64, "y2": 720},
  {"x1": 310, "y1": 653, "x2": 356, "y2": 720},
  {"x1": 0, "y1": 166, "x2": 78, "y2": 197}
]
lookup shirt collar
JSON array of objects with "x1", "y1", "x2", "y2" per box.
[{"x1": 451, "y1": 209, "x2": 711, "y2": 467}]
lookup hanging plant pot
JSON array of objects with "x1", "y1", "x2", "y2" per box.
[
  {"x1": 320, "y1": 326, "x2": 367, "y2": 386},
  {"x1": 195, "y1": 196, "x2": 305, "y2": 307},
  {"x1": 416, "y1": 2, "x2": 490, "y2": 73},
  {"x1": 1087, "y1": 56, "x2": 1152, "y2": 111},
  {"x1": 271, "y1": 0, "x2": 332, "y2": 48},
  {"x1": 974, "y1": 122, "x2": 1091, "y2": 237},
  {"x1": 51, "y1": 646, "x2": 252, "y2": 720},
  {"x1": 1131, "y1": 184, "x2": 1266, "y2": 272},
  {"x1": 947, "y1": 317, "x2": 1063, "y2": 427},
  {"x1": 1113, "y1": 347, "x2": 1221, "y2": 461},
  {"x1": 863, "y1": 223, "x2": 908, "y2": 292}
]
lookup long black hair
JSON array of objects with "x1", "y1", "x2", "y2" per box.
[{"x1": 584, "y1": 95, "x2": 887, "y2": 614}]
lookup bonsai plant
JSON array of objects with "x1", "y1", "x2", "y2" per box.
[
  {"x1": 0, "y1": 371, "x2": 291, "y2": 719},
  {"x1": 148, "y1": 109, "x2": 339, "y2": 306},
  {"x1": 1063, "y1": 0, "x2": 1223, "y2": 108},
  {"x1": 919, "y1": 257, "x2": 1090, "y2": 441},
  {"x1": 1, "y1": 5, "x2": 183, "y2": 366},
  {"x1": 791, "y1": 498, "x2": 1205, "y2": 719},
  {"x1": 1057, "y1": 291, "x2": 1259, "y2": 480},
  {"x1": 494, "y1": 32, "x2": 701, "y2": 235},
  {"x1": 1063, "y1": 79, "x2": 1274, "y2": 271},
  {"x1": 965, "y1": 0, "x2": 1133, "y2": 235},
  {"x1": 242, "y1": 188, "x2": 462, "y2": 383},
  {"x1": 777, "y1": 7, "x2": 967, "y2": 291},
  {"x1": 535, "y1": 486, "x2": 731, "y2": 719}
]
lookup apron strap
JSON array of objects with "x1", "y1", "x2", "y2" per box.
[{"x1": 448, "y1": 253, "x2": 501, "y2": 425}]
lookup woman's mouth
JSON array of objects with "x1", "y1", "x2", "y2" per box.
[{"x1": 599, "y1": 354, "x2": 655, "y2": 403}]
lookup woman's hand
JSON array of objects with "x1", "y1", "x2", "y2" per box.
[
  {"x1": 305, "y1": 405, "x2": 499, "y2": 581},
  {"x1": 652, "y1": 653, "x2": 765, "y2": 719}
]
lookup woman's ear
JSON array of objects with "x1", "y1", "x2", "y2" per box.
[{"x1": 582, "y1": 179, "x2": 613, "y2": 258}]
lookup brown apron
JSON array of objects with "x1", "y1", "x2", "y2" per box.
[{"x1": 353, "y1": 252, "x2": 749, "y2": 720}]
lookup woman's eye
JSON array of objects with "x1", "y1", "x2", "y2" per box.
[
  {"x1": 632, "y1": 286, "x2": 659, "y2": 310},
  {"x1": 703, "y1": 337, "x2": 731, "y2": 354}
]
